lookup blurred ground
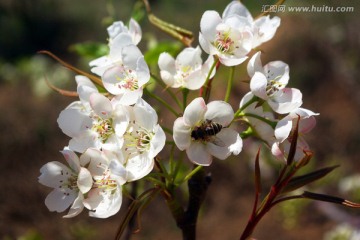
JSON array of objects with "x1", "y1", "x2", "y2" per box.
[{"x1": 1, "y1": 0, "x2": 360, "y2": 239}]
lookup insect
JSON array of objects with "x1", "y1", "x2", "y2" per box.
[{"x1": 191, "y1": 120, "x2": 225, "y2": 146}]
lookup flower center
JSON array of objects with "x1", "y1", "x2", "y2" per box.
[
  {"x1": 115, "y1": 66, "x2": 139, "y2": 91},
  {"x1": 266, "y1": 72, "x2": 284, "y2": 96},
  {"x1": 58, "y1": 169, "x2": 78, "y2": 191},
  {"x1": 92, "y1": 116, "x2": 114, "y2": 143},
  {"x1": 214, "y1": 30, "x2": 234, "y2": 54},
  {"x1": 174, "y1": 65, "x2": 193, "y2": 85},
  {"x1": 94, "y1": 168, "x2": 118, "y2": 193},
  {"x1": 123, "y1": 121, "x2": 154, "y2": 160}
]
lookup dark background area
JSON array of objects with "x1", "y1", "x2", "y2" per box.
[{"x1": 1, "y1": 0, "x2": 360, "y2": 239}]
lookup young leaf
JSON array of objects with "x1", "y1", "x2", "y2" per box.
[{"x1": 281, "y1": 165, "x2": 339, "y2": 194}]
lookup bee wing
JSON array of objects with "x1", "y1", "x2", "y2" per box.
[{"x1": 211, "y1": 137, "x2": 226, "y2": 147}]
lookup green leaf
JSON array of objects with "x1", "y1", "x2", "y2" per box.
[
  {"x1": 144, "y1": 40, "x2": 182, "y2": 68},
  {"x1": 69, "y1": 42, "x2": 109, "y2": 59},
  {"x1": 281, "y1": 165, "x2": 339, "y2": 194}
]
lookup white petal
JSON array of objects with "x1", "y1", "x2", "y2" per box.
[
  {"x1": 112, "y1": 104, "x2": 129, "y2": 136},
  {"x1": 89, "y1": 56, "x2": 112, "y2": 76},
  {"x1": 39, "y1": 161, "x2": 72, "y2": 188},
  {"x1": 68, "y1": 130, "x2": 100, "y2": 153},
  {"x1": 57, "y1": 106, "x2": 92, "y2": 138},
  {"x1": 149, "y1": 125, "x2": 166, "y2": 158},
  {"x1": 108, "y1": 21, "x2": 127, "y2": 39},
  {"x1": 185, "y1": 70, "x2": 205, "y2": 90},
  {"x1": 129, "y1": 18, "x2": 142, "y2": 44},
  {"x1": 222, "y1": 1, "x2": 253, "y2": 22},
  {"x1": 176, "y1": 47, "x2": 202, "y2": 67},
  {"x1": 264, "y1": 61, "x2": 289, "y2": 86},
  {"x1": 77, "y1": 167, "x2": 93, "y2": 194},
  {"x1": 173, "y1": 117, "x2": 192, "y2": 151},
  {"x1": 250, "y1": 72, "x2": 268, "y2": 99},
  {"x1": 83, "y1": 188, "x2": 102, "y2": 210},
  {"x1": 75, "y1": 75, "x2": 98, "y2": 104},
  {"x1": 219, "y1": 55, "x2": 248, "y2": 67},
  {"x1": 102, "y1": 66, "x2": 125, "y2": 95},
  {"x1": 60, "y1": 148, "x2": 80, "y2": 173},
  {"x1": 122, "y1": 45, "x2": 143, "y2": 69},
  {"x1": 160, "y1": 70, "x2": 176, "y2": 87},
  {"x1": 136, "y1": 56, "x2": 150, "y2": 87},
  {"x1": 247, "y1": 51, "x2": 263, "y2": 77},
  {"x1": 199, "y1": 33, "x2": 211, "y2": 54},
  {"x1": 158, "y1": 52, "x2": 176, "y2": 73},
  {"x1": 205, "y1": 101, "x2": 234, "y2": 126},
  {"x1": 90, "y1": 92, "x2": 113, "y2": 118},
  {"x1": 299, "y1": 116, "x2": 317, "y2": 134},
  {"x1": 269, "y1": 88, "x2": 303, "y2": 114},
  {"x1": 133, "y1": 100, "x2": 157, "y2": 130},
  {"x1": 206, "y1": 128, "x2": 242, "y2": 159},
  {"x1": 80, "y1": 148, "x2": 107, "y2": 176},
  {"x1": 274, "y1": 118, "x2": 292, "y2": 142},
  {"x1": 186, "y1": 142, "x2": 212, "y2": 166},
  {"x1": 126, "y1": 154, "x2": 154, "y2": 181},
  {"x1": 115, "y1": 89, "x2": 143, "y2": 106},
  {"x1": 89, "y1": 189, "x2": 122, "y2": 218},
  {"x1": 45, "y1": 188, "x2": 77, "y2": 213},
  {"x1": 252, "y1": 16, "x2": 281, "y2": 48},
  {"x1": 63, "y1": 193, "x2": 84, "y2": 218},
  {"x1": 110, "y1": 33, "x2": 133, "y2": 61},
  {"x1": 183, "y1": 97, "x2": 207, "y2": 127},
  {"x1": 200, "y1": 11, "x2": 222, "y2": 42},
  {"x1": 109, "y1": 159, "x2": 127, "y2": 185}
]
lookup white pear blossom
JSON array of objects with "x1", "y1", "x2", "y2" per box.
[
  {"x1": 38, "y1": 148, "x2": 93, "y2": 218},
  {"x1": 119, "y1": 99, "x2": 166, "y2": 181},
  {"x1": 223, "y1": 1, "x2": 280, "y2": 48},
  {"x1": 158, "y1": 46, "x2": 215, "y2": 90},
  {"x1": 274, "y1": 107, "x2": 319, "y2": 143},
  {"x1": 89, "y1": 35, "x2": 150, "y2": 105},
  {"x1": 247, "y1": 51, "x2": 303, "y2": 114},
  {"x1": 107, "y1": 19, "x2": 142, "y2": 45},
  {"x1": 173, "y1": 97, "x2": 242, "y2": 166},
  {"x1": 271, "y1": 107, "x2": 318, "y2": 162},
  {"x1": 199, "y1": 1, "x2": 253, "y2": 66},
  {"x1": 80, "y1": 148, "x2": 126, "y2": 218},
  {"x1": 58, "y1": 78, "x2": 129, "y2": 153},
  {"x1": 102, "y1": 44, "x2": 150, "y2": 105}
]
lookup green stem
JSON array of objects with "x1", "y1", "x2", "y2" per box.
[
  {"x1": 182, "y1": 88, "x2": 189, "y2": 111},
  {"x1": 144, "y1": 88, "x2": 179, "y2": 117},
  {"x1": 183, "y1": 165, "x2": 203, "y2": 183},
  {"x1": 201, "y1": 58, "x2": 219, "y2": 101},
  {"x1": 150, "y1": 73, "x2": 182, "y2": 109},
  {"x1": 239, "y1": 113, "x2": 277, "y2": 129},
  {"x1": 224, "y1": 66, "x2": 235, "y2": 103},
  {"x1": 234, "y1": 95, "x2": 259, "y2": 117}
]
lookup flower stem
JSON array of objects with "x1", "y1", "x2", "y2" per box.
[
  {"x1": 182, "y1": 88, "x2": 189, "y2": 111},
  {"x1": 224, "y1": 66, "x2": 235, "y2": 103},
  {"x1": 150, "y1": 72, "x2": 182, "y2": 109},
  {"x1": 239, "y1": 113, "x2": 277, "y2": 129},
  {"x1": 183, "y1": 165, "x2": 203, "y2": 183},
  {"x1": 234, "y1": 95, "x2": 259, "y2": 117},
  {"x1": 201, "y1": 58, "x2": 219, "y2": 102},
  {"x1": 144, "y1": 88, "x2": 180, "y2": 117}
]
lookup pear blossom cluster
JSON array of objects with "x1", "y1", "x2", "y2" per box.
[
  {"x1": 39, "y1": 19, "x2": 165, "y2": 218},
  {"x1": 39, "y1": 0, "x2": 319, "y2": 220}
]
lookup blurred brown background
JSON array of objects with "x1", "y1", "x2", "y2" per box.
[{"x1": 1, "y1": 0, "x2": 359, "y2": 239}]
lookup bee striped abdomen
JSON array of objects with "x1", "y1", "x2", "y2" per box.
[{"x1": 191, "y1": 120, "x2": 223, "y2": 141}]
